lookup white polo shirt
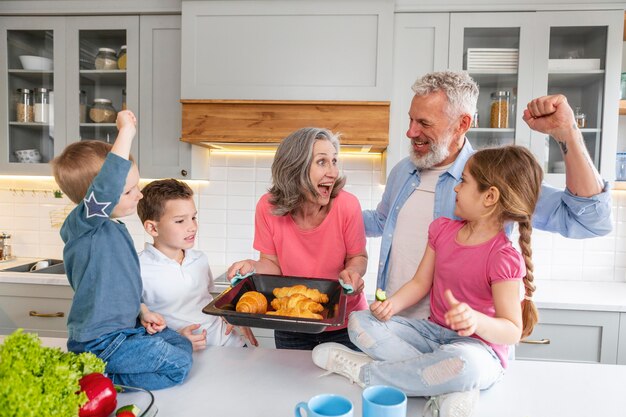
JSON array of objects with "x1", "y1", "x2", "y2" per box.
[{"x1": 139, "y1": 243, "x2": 244, "y2": 348}]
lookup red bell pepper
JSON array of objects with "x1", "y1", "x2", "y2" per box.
[{"x1": 78, "y1": 373, "x2": 118, "y2": 417}]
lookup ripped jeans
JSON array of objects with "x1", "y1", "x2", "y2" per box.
[{"x1": 348, "y1": 310, "x2": 504, "y2": 397}]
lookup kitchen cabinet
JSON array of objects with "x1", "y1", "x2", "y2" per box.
[
  {"x1": 138, "y1": 15, "x2": 192, "y2": 180},
  {"x1": 0, "y1": 15, "x2": 139, "y2": 175},
  {"x1": 1, "y1": 14, "x2": 193, "y2": 179},
  {"x1": 516, "y1": 308, "x2": 620, "y2": 364},
  {"x1": 250, "y1": 327, "x2": 275, "y2": 349},
  {"x1": 0, "y1": 282, "x2": 72, "y2": 338},
  {"x1": 181, "y1": 0, "x2": 393, "y2": 101},
  {"x1": 448, "y1": 10, "x2": 623, "y2": 185},
  {"x1": 618, "y1": 312, "x2": 626, "y2": 365},
  {"x1": 385, "y1": 12, "x2": 450, "y2": 172}
]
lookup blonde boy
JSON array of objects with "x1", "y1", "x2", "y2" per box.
[
  {"x1": 52, "y1": 111, "x2": 192, "y2": 390},
  {"x1": 137, "y1": 179, "x2": 257, "y2": 350}
]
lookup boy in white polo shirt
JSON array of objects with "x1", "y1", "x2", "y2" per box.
[{"x1": 137, "y1": 179, "x2": 257, "y2": 350}]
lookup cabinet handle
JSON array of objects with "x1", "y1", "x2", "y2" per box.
[
  {"x1": 181, "y1": 169, "x2": 188, "y2": 177},
  {"x1": 29, "y1": 310, "x2": 64, "y2": 318},
  {"x1": 520, "y1": 338, "x2": 550, "y2": 345}
]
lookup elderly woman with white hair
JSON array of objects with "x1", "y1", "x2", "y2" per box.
[{"x1": 227, "y1": 127, "x2": 368, "y2": 350}]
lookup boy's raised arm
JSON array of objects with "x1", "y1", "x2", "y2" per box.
[{"x1": 111, "y1": 110, "x2": 137, "y2": 160}]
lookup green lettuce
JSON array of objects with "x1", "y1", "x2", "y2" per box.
[{"x1": 0, "y1": 329, "x2": 106, "y2": 417}]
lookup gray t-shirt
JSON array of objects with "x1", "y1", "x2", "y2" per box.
[{"x1": 386, "y1": 163, "x2": 450, "y2": 319}]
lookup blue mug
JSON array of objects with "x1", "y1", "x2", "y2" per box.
[
  {"x1": 362, "y1": 385, "x2": 407, "y2": 417},
  {"x1": 294, "y1": 394, "x2": 354, "y2": 417}
]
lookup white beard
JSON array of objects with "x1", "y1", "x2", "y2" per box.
[{"x1": 409, "y1": 133, "x2": 453, "y2": 169}]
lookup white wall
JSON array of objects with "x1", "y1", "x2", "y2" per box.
[{"x1": 1, "y1": 152, "x2": 625, "y2": 298}]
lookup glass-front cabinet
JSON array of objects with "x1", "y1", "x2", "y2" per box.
[
  {"x1": 530, "y1": 11, "x2": 621, "y2": 184},
  {"x1": 449, "y1": 13, "x2": 535, "y2": 153},
  {"x1": 449, "y1": 11, "x2": 621, "y2": 185},
  {"x1": 0, "y1": 16, "x2": 138, "y2": 175}
]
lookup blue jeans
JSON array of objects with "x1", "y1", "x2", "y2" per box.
[
  {"x1": 275, "y1": 328, "x2": 360, "y2": 351},
  {"x1": 348, "y1": 310, "x2": 504, "y2": 397},
  {"x1": 68, "y1": 326, "x2": 193, "y2": 390}
]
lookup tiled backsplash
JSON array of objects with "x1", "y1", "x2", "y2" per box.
[{"x1": 1, "y1": 156, "x2": 625, "y2": 295}]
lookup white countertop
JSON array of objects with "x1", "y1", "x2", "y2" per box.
[
  {"x1": 2, "y1": 259, "x2": 626, "y2": 312},
  {"x1": 151, "y1": 345, "x2": 626, "y2": 417},
  {"x1": 0, "y1": 257, "x2": 68, "y2": 285},
  {"x1": 533, "y1": 280, "x2": 626, "y2": 312},
  {"x1": 3, "y1": 336, "x2": 625, "y2": 416},
  {"x1": 0, "y1": 258, "x2": 626, "y2": 313}
]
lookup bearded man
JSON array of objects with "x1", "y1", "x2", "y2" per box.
[{"x1": 364, "y1": 70, "x2": 612, "y2": 319}]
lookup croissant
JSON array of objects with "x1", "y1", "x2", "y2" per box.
[
  {"x1": 236, "y1": 291, "x2": 268, "y2": 314},
  {"x1": 271, "y1": 294, "x2": 324, "y2": 313},
  {"x1": 266, "y1": 307, "x2": 323, "y2": 320},
  {"x1": 272, "y1": 285, "x2": 329, "y2": 304}
]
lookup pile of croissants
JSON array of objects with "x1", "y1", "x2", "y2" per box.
[{"x1": 235, "y1": 285, "x2": 329, "y2": 320}]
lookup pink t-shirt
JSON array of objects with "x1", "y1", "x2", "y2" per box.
[
  {"x1": 428, "y1": 217, "x2": 525, "y2": 368},
  {"x1": 253, "y1": 190, "x2": 369, "y2": 330}
]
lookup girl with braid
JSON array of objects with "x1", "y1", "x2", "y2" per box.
[{"x1": 312, "y1": 145, "x2": 542, "y2": 417}]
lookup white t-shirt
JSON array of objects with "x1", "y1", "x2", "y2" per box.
[
  {"x1": 387, "y1": 163, "x2": 451, "y2": 319},
  {"x1": 139, "y1": 244, "x2": 244, "y2": 347}
]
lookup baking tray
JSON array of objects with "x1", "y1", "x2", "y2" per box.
[{"x1": 202, "y1": 273, "x2": 347, "y2": 334}]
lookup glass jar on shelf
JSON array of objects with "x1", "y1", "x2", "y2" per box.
[
  {"x1": 617, "y1": 152, "x2": 626, "y2": 181},
  {"x1": 490, "y1": 91, "x2": 510, "y2": 128},
  {"x1": 33, "y1": 87, "x2": 50, "y2": 123},
  {"x1": 117, "y1": 45, "x2": 127, "y2": 70},
  {"x1": 89, "y1": 98, "x2": 117, "y2": 123},
  {"x1": 15, "y1": 88, "x2": 34, "y2": 123},
  {"x1": 470, "y1": 111, "x2": 479, "y2": 128},
  {"x1": 94, "y1": 47, "x2": 118, "y2": 70},
  {"x1": 79, "y1": 90, "x2": 87, "y2": 123},
  {"x1": 574, "y1": 107, "x2": 587, "y2": 128}
]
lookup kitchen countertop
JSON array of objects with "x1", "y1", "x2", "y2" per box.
[
  {"x1": 0, "y1": 257, "x2": 68, "y2": 285},
  {"x1": 2, "y1": 259, "x2": 626, "y2": 312},
  {"x1": 151, "y1": 345, "x2": 626, "y2": 417},
  {"x1": 2, "y1": 337, "x2": 624, "y2": 416}
]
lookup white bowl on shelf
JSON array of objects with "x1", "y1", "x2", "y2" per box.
[
  {"x1": 18, "y1": 55, "x2": 53, "y2": 71},
  {"x1": 14, "y1": 149, "x2": 42, "y2": 163}
]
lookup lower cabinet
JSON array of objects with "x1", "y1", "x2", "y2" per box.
[
  {"x1": 0, "y1": 282, "x2": 73, "y2": 338},
  {"x1": 250, "y1": 327, "x2": 275, "y2": 349},
  {"x1": 516, "y1": 308, "x2": 620, "y2": 364},
  {"x1": 618, "y1": 313, "x2": 626, "y2": 365}
]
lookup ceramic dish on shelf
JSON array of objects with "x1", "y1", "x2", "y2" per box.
[
  {"x1": 112, "y1": 385, "x2": 158, "y2": 417},
  {"x1": 18, "y1": 55, "x2": 53, "y2": 71},
  {"x1": 14, "y1": 149, "x2": 42, "y2": 163}
]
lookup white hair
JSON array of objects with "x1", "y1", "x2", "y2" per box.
[{"x1": 411, "y1": 70, "x2": 479, "y2": 118}]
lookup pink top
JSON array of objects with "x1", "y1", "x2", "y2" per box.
[
  {"x1": 254, "y1": 191, "x2": 369, "y2": 330},
  {"x1": 428, "y1": 217, "x2": 525, "y2": 368}
]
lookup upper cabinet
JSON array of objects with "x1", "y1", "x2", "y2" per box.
[
  {"x1": 448, "y1": 10, "x2": 622, "y2": 184},
  {"x1": 1, "y1": 17, "x2": 65, "y2": 175},
  {"x1": 1, "y1": 14, "x2": 193, "y2": 179},
  {"x1": 531, "y1": 11, "x2": 622, "y2": 185},
  {"x1": 449, "y1": 13, "x2": 535, "y2": 152},
  {"x1": 0, "y1": 16, "x2": 139, "y2": 175},
  {"x1": 138, "y1": 15, "x2": 192, "y2": 180},
  {"x1": 180, "y1": 0, "x2": 394, "y2": 101},
  {"x1": 66, "y1": 16, "x2": 139, "y2": 159}
]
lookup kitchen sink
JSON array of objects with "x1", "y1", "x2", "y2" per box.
[{"x1": 1, "y1": 259, "x2": 65, "y2": 274}]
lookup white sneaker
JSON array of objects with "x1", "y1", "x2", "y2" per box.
[
  {"x1": 423, "y1": 389, "x2": 479, "y2": 417},
  {"x1": 312, "y1": 342, "x2": 373, "y2": 388}
]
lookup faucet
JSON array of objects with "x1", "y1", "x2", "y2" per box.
[{"x1": 0, "y1": 232, "x2": 13, "y2": 261}]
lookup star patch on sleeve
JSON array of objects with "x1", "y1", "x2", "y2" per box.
[{"x1": 83, "y1": 191, "x2": 111, "y2": 218}]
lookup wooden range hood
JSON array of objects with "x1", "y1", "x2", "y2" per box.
[{"x1": 181, "y1": 99, "x2": 390, "y2": 153}]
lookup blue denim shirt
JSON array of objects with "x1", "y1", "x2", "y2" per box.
[
  {"x1": 61, "y1": 153, "x2": 142, "y2": 342},
  {"x1": 363, "y1": 139, "x2": 613, "y2": 290}
]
